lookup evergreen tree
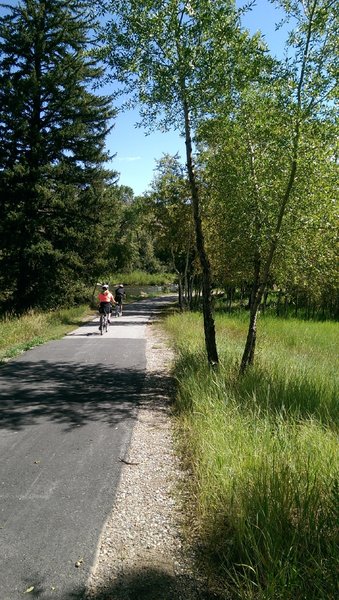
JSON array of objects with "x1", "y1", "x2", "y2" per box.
[{"x1": 0, "y1": 0, "x2": 116, "y2": 310}]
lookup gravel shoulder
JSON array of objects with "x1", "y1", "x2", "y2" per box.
[{"x1": 85, "y1": 316, "x2": 219, "y2": 600}]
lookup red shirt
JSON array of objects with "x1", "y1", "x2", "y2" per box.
[{"x1": 98, "y1": 290, "x2": 114, "y2": 303}]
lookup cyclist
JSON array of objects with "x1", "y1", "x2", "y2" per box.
[
  {"x1": 98, "y1": 284, "x2": 115, "y2": 325},
  {"x1": 114, "y1": 284, "x2": 126, "y2": 316}
]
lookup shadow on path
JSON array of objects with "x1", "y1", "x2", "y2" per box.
[
  {"x1": 30, "y1": 566, "x2": 224, "y2": 600},
  {"x1": 0, "y1": 361, "x2": 174, "y2": 432}
]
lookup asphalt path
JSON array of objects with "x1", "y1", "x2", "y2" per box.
[{"x1": 0, "y1": 296, "x2": 176, "y2": 600}]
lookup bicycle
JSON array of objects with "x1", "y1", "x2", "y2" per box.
[
  {"x1": 99, "y1": 310, "x2": 109, "y2": 334},
  {"x1": 114, "y1": 302, "x2": 122, "y2": 317}
]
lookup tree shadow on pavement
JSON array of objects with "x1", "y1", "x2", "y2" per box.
[
  {"x1": 0, "y1": 361, "x2": 141, "y2": 431},
  {"x1": 0, "y1": 361, "x2": 174, "y2": 432}
]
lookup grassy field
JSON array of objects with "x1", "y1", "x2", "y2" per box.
[
  {"x1": 164, "y1": 311, "x2": 338, "y2": 600},
  {"x1": 0, "y1": 305, "x2": 93, "y2": 362},
  {"x1": 98, "y1": 270, "x2": 176, "y2": 287}
]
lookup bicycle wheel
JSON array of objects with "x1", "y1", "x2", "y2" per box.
[{"x1": 100, "y1": 315, "x2": 104, "y2": 335}]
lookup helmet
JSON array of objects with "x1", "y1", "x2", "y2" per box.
[
  {"x1": 102, "y1": 284, "x2": 109, "y2": 290},
  {"x1": 119, "y1": 284, "x2": 123, "y2": 288}
]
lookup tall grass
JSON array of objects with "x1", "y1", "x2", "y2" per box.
[
  {"x1": 101, "y1": 270, "x2": 176, "y2": 286},
  {"x1": 0, "y1": 305, "x2": 91, "y2": 362},
  {"x1": 164, "y1": 311, "x2": 338, "y2": 599}
]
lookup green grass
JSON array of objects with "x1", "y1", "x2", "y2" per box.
[
  {"x1": 0, "y1": 305, "x2": 93, "y2": 362},
  {"x1": 164, "y1": 311, "x2": 339, "y2": 599},
  {"x1": 99, "y1": 270, "x2": 176, "y2": 287}
]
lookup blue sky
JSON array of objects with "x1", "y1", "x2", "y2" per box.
[{"x1": 107, "y1": 0, "x2": 290, "y2": 196}]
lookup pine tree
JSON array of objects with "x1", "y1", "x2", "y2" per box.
[{"x1": 0, "y1": 0, "x2": 116, "y2": 310}]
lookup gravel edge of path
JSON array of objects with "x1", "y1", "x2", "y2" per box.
[{"x1": 84, "y1": 317, "x2": 220, "y2": 600}]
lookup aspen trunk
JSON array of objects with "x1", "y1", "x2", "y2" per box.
[
  {"x1": 183, "y1": 99, "x2": 218, "y2": 365},
  {"x1": 240, "y1": 301, "x2": 259, "y2": 374},
  {"x1": 178, "y1": 276, "x2": 184, "y2": 312}
]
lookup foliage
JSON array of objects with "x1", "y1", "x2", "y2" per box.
[
  {"x1": 147, "y1": 153, "x2": 197, "y2": 305},
  {"x1": 193, "y1": 0, "x2": 339, "y2": 370},
  {"x1": 98, "y1": 0, "x2": 242, "y2": 127},
  {"x1": 108, "y1": 271, "x2": 176, "y2": 286},
  {"x1": 116, "y1": 194, "x2": 163, "y2": 273},
  {"x1": 199, "y1": 89, "x2": 338, "y2": 312}
]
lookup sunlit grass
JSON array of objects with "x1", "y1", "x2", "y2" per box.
[
  {"x1": 0, "y1": 305, "x2": 92, "y2": 362},
  {"x1": 101, "y1": 270, "x2": 176, "y2": 286},
  {"x1": 164, "y1": 311, "x2": 339, "y2": 599}
]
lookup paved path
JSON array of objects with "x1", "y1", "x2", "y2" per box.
[{"x1": 0, "y1": 297, "x2": 176, "y2": 600}]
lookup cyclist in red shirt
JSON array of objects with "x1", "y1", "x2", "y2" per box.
[{"x1": 98, "y1": 284, "x2": 115, "y2": 324}]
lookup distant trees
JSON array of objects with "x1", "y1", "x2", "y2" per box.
[
  {"x1": 147, "y1": 154, "x2": 195, "y2": 310},
  {"x1": 109, "y1": 187, "x2": 163, "y2": 274},
  {"x1": 0, "y1": 0, "x2": 116, "y2": 311}
]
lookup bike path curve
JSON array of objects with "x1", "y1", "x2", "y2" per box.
[{"x1": 0, "y1": 296, "x2": 176, "y2": 600}]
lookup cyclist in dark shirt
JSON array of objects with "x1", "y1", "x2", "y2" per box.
[{"x1": 114, "y1": 284, "x2": 126, "y2": 316}]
